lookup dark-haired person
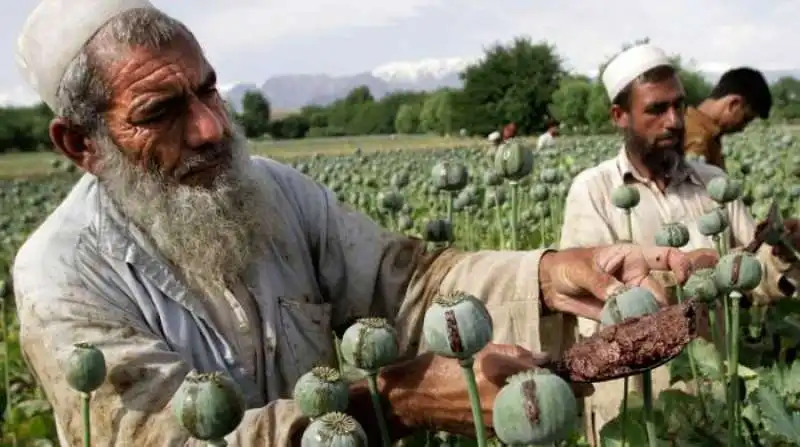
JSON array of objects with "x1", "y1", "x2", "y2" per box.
[
  {"x1": 684, "y1": 67, "x2": 773, "y2": 170},
  {"x1": 558, "y1": 43, "x2": 799, "y2": 445},
  {"x1": 11, "y1": 2, "x2": 727, "y2": 445}
]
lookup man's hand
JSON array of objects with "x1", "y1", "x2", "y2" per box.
[
  {"x1": 539, "y1": 244, "x2": 717, "y2": 321},
  {"x1": 756, "y1": 218, "x2": 800, "y2": 263},
  {"x1": 376, "y1": 343, "x2": 592, "y2": 439}
]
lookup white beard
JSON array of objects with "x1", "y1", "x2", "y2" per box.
[{"x1": 95, "y1": 126, "x2": 278, "y2": 301}]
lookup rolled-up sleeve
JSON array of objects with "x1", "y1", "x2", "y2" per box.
[
  {"x1": 726, "y1": 198, "x2": 800, "y2": 303},
  {"x1": 13, "y1": 263, "x2": 306, "y2": 446},
  {"x1": 279, "y1": 163, "x2": 550, "y2": 356}
]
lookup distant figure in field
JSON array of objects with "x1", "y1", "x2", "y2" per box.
[
  {"x1": 537, "y1": 120, "x2": 560, "y2": 150},
  {"x1": 684, "y1": 67, "x2": 772, "y2": 170},
  {"x1": 502, "y1": 122, "x2": 517, "y2": 142}
]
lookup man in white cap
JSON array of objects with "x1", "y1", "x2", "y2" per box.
[
  {"x1": 559, "y1": 43, "x2": 800, "y2": 444},
  {"x1": 13, "y1": 3, "x2": 720, "y2": 445}
]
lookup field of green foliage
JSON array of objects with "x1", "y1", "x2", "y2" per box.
[{"x1": 1, "y1": 127, "x2": 799, "y2": 446}]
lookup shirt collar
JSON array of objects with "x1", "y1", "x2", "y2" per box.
[{"x1": 615, "y1": 145, "x2": 703, "y2": 187}]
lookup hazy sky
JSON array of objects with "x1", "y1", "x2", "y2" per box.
[{"x1": 2, "y1": 0, "x2": 798, "y2": 105}]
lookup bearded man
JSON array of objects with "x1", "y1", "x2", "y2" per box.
[
  {"x1": 14, "y1": 3, "x2": 718, "y2": 446},
  {"x1": 558, "y1": 43, "x2": 800, "y2": 445}
]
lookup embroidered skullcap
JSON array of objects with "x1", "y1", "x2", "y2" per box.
[
  {"x1": 16, "y1": 0, "x2": 156, "y2": 111},
  {"x1": 602, "y1": 43, "x2": 673, "y2": 102}
]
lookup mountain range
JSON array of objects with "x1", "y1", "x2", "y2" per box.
[{"x1": 221, "y1": 58, "x2": 800, "y2": 112}]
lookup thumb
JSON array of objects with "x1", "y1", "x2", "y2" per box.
[{"x1": 479, "y1": 353, "x2": 532, "y2": 387}]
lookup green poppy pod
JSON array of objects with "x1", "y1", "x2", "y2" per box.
[
  {"x1": 171, "y1": 371, "x2": 246, "y2": 442},
  {"x1": 494, "y1": 141, "x2": 534, "y2": 182},
  {"x1": 600, "y1": 286, "x2": 660, "y2": 327},
  {"x1": 422, "y1": 292, "x2": 493, "y2": 360},
  {"x1": 706, "y1": 176, "x2": 743, "y2": 204},
  {"x1": 611, "y1": 185, "x2": 640, "y2": 210},
  {"x1": 340, "y1": 318, "x2": 399, "y2": 373},
  {"x1": 483, "y1": 169, "x2": 503, "y2": 186},
  {"x1": 301, "y1": 412, "x2": 367, "y2": 447},
  {"x1": 431, "y1": 161, "x2": 469, "y2": 192},
  {"x1": 697, "y1": 208, "x2": 729, "y2": 236},
  {"x1": 65, "y1": 343, "x2": 107, "y2": 394},
  {"x1": 714, "y1": 253, "x2": 763, "y2": 292},
  {"x1": 492, "y1": 370, "x2": 578, "y2": 445},
  {"x1": 684, "y1": 269, "x2": 719, "y2": 303},
  {"x1": 423, "y1": 219, "x2": 454, "y2": 243},
  {"x1": 292, "y1": 366, "x2": 350, "y2": 419},
  {"x1": 655, "y1": 222, "x2": 691, "y2": 248},
  {"x1": 376, "y1": 190, "x2": 404, "y2": 214},
  {"x1": 540, "y1": 168, "x2": 561, "y2": 184},
  {"x1": 530, "y1": 184, "x2": 549, "y2": 202}
]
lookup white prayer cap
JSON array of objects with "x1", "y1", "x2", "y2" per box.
[
  {"x1": 488, "y1": 131, "x2": 501, "y2": 142},
  {"x1": 602, "y1": 43, "x2": 673, "y2": 102},
  {"x1": 16, "y1": 0, "x2": 157, "y2": 112}
]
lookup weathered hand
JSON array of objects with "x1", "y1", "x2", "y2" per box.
[
  {"x1": 379, "y1": 343, "x2": 593, "y2": 438},
  {"x1": 539, "y1": 244, "x2": 708, "y2": 320}
]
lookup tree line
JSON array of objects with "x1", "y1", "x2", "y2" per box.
[{"x1": 3, "y1": 37, "x2": 800, "y2": 152}]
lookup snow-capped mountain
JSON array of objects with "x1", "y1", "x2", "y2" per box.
[
  {"x1": 217, "y1": 57, "x2": 800, "y2": 111},
  {"x1": 224, "y1": 58, "x2": 470, "y2": 111},
  {"x1": 371, "y1": 57, "x2": 474, "y2": 84}
]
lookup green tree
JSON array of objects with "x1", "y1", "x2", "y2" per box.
[
  {"x1": 670, "y1": 57, "x2": 712, "y2": 106},
  {"x1": 419, "y1": 89, "x2": 455, "y2": 135},
  {"x1": 239, "y1": 90, "x2": 271, "y2": 138},
  {"x1": 394, "y1": 103, "x2": 420, "y2": 134},
  {"x1": 549, "y1": 77, "x2": 593, "y2": 130},
  {"x1": 270, "y1": 114, "x2": 310, "y2": 139},
  {"x1": 585, "y1": 82, "x2": 612, "y2": 133},
  {"x1": 452, "y1": 37, "x2": 565, "y2": 136},
  {"x1": 771, "y1": 76, "x2": 800, "y2": 121}
]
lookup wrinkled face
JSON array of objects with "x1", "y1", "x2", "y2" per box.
[
  {"x1": 92, "y1": 35, "x2": 278, "y2": 299},
  {"x1": 102, "y1": 34, "x2": 232, "y2": 187},
  {"x1": 613, "y1": 73, "x2": 686, "y2": 174}
]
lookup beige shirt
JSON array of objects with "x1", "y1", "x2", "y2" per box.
[
  {"x1": 13, "y1": 156, "x2": 550, "y2": 446},
  {"x1": 559, "y1": 147, "x2": 799, "y2": 439}
]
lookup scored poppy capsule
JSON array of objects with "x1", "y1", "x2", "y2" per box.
[
  {"x1": 714, "y1": 252, "x2": 763, "y2": 293},
  {"x1": 422, "y1": 292, "x2": 493, "y2": 361},
  {"x1": 492, "y1": 370, "x2": 578, "y2": 445}
]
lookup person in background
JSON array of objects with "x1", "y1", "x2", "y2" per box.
[
  {"x1": 12, "y1": 2, "x2": 718, "y2": 445},
  {"x1": 537, "y1": 119, "x2": 560, "y2": 150},
  {"x1": 502, "y1": 121, "x2": 517, "y2": 142},
  {"x1": 558, "y1": 43, "x2": 799, "y2": 446},
  {"x1": 684, "y1": 67, "x2": 772, "y2": 170}
]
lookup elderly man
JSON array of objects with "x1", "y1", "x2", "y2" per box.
[
  {"x1": 685, "y1": 67, "x2": 773, "y2": 170},
  {"x1": 13, "y1": 3, "x2": 714, "y2": 446},
  {"x1": 559, "y1": 43, "x2": 800, "y2": 444}
]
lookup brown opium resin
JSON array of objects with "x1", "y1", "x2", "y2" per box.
[{"x1": 555, "y1": 300, "x2": 698, "y2": 383}]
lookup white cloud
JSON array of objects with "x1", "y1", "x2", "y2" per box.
[
  {"x1": 0, "y1": 85, "x2": 39, "y2": 107},
  {"x1": 476, "y1": 0, "x2": 799, "y2": 74},
  {"x1": 168, "y1": 0, "x2": 444, "y2": 58},
  {"x1": 1, "y1": 0, "x2": 797, "y2": 106}
]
